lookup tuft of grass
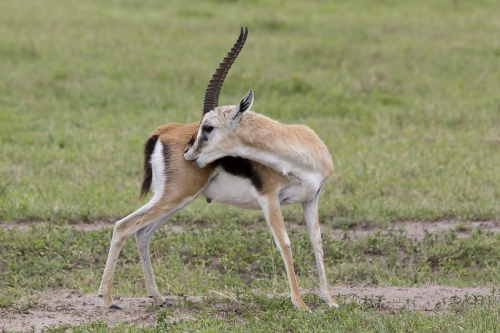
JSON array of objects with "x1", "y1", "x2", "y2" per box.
[
  {"x1": 12, "y1": 295, "x2": 39, "y2": 314},
  {"x1": 0, "y1": 295, "x2": 14, "y2": 308}
]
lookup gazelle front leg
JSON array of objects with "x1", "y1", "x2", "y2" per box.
[
  {"x1": 258, "y1": 194, "x2": 309, "y2": 310},
  {"x1": 301, "y1": 189, "x2": 338, "y2": 308}
]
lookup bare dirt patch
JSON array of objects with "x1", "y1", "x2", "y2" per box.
[
  {"x1": 289, "y1": 220, "x2": 500, "y2": 241},
  {"x1": 1, "y1": 285, "x2": 496, "y2": 332},
  {"x1": 1, "y1": 290, "x2": 177, "y2": 332},
  {"x1": 330, "y1": 220, "x2": 500, "y2": 241}
]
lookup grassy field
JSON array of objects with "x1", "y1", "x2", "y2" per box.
[
  {"x1": 2, "y1": 223, "x2": 500, "y2": 302},
  {"x1": 1, "y1": 0, "x2": 500, "y2": 331},
  {"x1": 1, "y1": 0, "x2": 499, "y2": 224},
  {"x1": 2, "y1": 223, "x2": 500, "y2": 331}
]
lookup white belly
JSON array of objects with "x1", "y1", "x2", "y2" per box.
[
  {"x1": 202, "y1": 170, "x2": 262, "y2": 210},
  {"x1": 201, "y1": 168, "x2": 320, "y2": 210}
]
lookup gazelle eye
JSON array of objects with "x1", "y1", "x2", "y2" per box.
[{"x1": 202, "y1": 125, "x2": 214, "y2": 133}]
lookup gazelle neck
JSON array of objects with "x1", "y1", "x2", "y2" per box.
[{"x1": 230, "y1": 112, "x2": 334, "y2": 181}]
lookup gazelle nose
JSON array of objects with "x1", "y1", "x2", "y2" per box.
[{"x1": 184, "y1": 149, "x2": 197, "y2": 161}]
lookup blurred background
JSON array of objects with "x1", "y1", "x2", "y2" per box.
[{"x1": 1, "y1": 0, "x2": 499, "y2": 224}]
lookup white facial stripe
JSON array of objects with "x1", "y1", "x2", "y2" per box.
[{"x1": 194, "y1": 123, "x2": 204, "y2": 148}]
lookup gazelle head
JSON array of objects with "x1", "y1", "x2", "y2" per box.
[
  {"x1": 184, "y1": 90, "x2": 254, "y2": 168},
  {"x1": 184, "y1": 27, "x2": 253, "y2": 168}
]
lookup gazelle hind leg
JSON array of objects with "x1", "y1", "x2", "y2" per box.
[
  {"x1": 259, "y1": 195, "x2": 309, "y2": 310},
  {"x1": 99, "y1": 205, "x2": 172, "y2": 309},
  {"x1": 135, "y1": 196, "x2": 198, "y2": 306},
  {"x1": 135, "y1": 212, "x2": 175, "y2": 305},
  {"x1": 301, "y1": 190, "x2": 338, "y2": 307},
  {"x1": 135, "y1": 216, "x2": 172, "y2": 306},
  {"x1": 99, "y1": 124, "x2": 214, "y2": 309},
  {"x1": 99, "y1": 193, "x2": 201, "y2": 309}
]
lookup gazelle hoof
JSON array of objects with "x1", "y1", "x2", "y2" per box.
[
  {"x1": 109, "y1": 304, "x2": 122, "y2": 310},
  {"x1": 292, "y1": 300, "x2": 310, "y2": 312},
  {"x1": 160, "y1": 300, "x2": 170, "y2": 307},
  {"x1": 149, "y1": 295, "x2": 166, "y2": 306}
]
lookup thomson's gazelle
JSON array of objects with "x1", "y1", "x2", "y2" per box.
[{"x1": 99, "y1": 27, "x2": 337, "y2": 310}]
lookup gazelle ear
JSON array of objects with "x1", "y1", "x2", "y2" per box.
[{"x1": 229, "y1": 90, "x2": 254, "y2": 129}]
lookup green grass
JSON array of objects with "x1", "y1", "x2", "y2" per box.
[
  {"x1": 2, "y1": 223, "x2": 500, "y2": 331},
  {"x1": 1, "y1": 0, "x2": 499, "y2": 223},
  {"x1": 1, "y1": 223, "x2": 499, "y2": 302},
  {"x1": 1, "y1": 0, "x2": 500, "y2": 331}
]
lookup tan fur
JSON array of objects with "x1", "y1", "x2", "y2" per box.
[
  {"x1": 262, "y1": 194, "x2": 308, "y2": 309},
  {"x1": 99, "y1": 28, "x2": 336, "y2": 312},
  {"x1": 181, "y1": 91, "x2": 338, "y2": 310},
  {"x1": 237, "y1": 111, "x2": 333, "y2": 178},
  {"x1": 155, "y1": 122, "x2": 215, "y2": 199},
  {"x1": 99, "y1": 123, "x2": 212, "y2": 308},
  {"x1": 187, "y1": 105, "x2": 333, "y2": 182},
  {"x1": 99, "y1": 120, "x2": 338, "y2": 311}
]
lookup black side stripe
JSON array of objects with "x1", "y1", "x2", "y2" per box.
[
  {"x1": 140, "y1": 135, "x2": 158, "y2": 198},
  {"x1": 214, "y1": 156, "x2": 263, "y2": 191}
]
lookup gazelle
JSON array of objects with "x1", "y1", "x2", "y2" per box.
[{"x1": 99, "y1": 27, "x2": 337, "y2": 311}]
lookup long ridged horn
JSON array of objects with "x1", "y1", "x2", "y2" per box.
[{"x1": 202, "y1": 26, "x2": 248, "y2": 115}]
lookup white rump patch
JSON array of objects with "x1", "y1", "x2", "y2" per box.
[
  {"x1": 150, "y1": 139, "x2": 166, "y2": 204},
  {"x1": 115, "y1": 140, "x2": 166, "y2": 226}
]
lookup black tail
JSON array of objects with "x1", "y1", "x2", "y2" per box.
[{"x1": 140, "y1": 135, "x2": 159, "y2": 199}]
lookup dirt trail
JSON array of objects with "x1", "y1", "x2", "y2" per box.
[
  {"x1": 2, "y1": 219, "x2": 500, "y2": 241},
  {"x1": 325, "y1": 220, "x2": 500, "y2": 241},
  {"x1": 1, "y1": 285, "x2": 495, "y2": 332}
]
